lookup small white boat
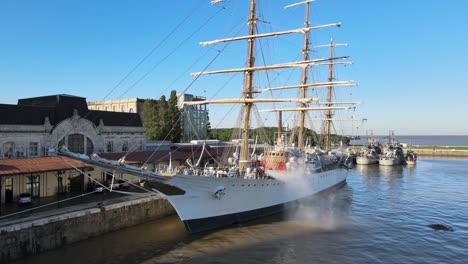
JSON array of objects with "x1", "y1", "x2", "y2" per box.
[{"x1": 405, "y1": 150, "x2": 417, "y2": 165}]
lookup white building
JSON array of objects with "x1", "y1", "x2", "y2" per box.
[{"x1": 0, "y1": 94, "x2": 146, "y2": 204}]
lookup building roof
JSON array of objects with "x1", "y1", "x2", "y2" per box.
[
  {"x1": 0, "y1": 156, "x2": 89, "y2": 176},
  {"x1": 99, "y1": 146, "x2": 230, "y2": 164},
  {"x1": 0, "y1": 94, "x2": 142, "y2": 127}
]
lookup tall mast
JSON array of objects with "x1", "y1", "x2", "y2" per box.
[
  {"x1": 325, "y1": 37, "x2": 334, "y2": 151},
  {"x1": 297, "y1": 1, "x2": 311, "y2": 152},
  {"x1": 240, "y1": 0, "x2": 256, "y2": 169}
]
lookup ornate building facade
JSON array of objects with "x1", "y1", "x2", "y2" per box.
[{"x1": 0, "y1": 94, "x2": 146, "y2": 204}]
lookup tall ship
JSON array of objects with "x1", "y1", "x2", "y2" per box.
[
  {"x1": 61, "y1": 0, "x2": 360, "y2": 233},
  {"x1": 356, "y1": 133, "x2": 382, "y2": 165},
  {"x1": 379, "y1": 131, "x2": 405, "y2": 166}
]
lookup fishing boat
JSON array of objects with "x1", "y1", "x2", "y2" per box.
[
  {"x1": 60, "y1": 0, "x2": 359, "y2": 233},
  {"x1": 356, "y1": 133, "x2": 382, "y2": 165},
  {"x1": 379, "y1": 131, "x2": 405, "y2": 166}
]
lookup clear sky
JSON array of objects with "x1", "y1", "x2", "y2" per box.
[{"x1": 1, "y1": 0, "x2": 467, "y2": 135}]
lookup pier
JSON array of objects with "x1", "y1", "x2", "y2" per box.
[{"x1": 0, "y1": 195, "x2": 174, "y2": 262}]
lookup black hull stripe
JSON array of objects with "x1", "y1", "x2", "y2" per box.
[{"x1": 183, "y1": 179, "x2": 347, "y2": 234}]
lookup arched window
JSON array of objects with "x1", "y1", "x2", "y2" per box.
[
  {"x1": 128, "y1": 108, "x2": 134, "y2": 113},
  {"x1": 121, "y1": 105, "x2": 126, "y2": 112},
  {"x1": 59, "y1": 134, "x2": 94, "y2": 154}
]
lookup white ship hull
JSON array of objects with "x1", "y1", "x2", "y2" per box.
[
  {"x1": 356, "y1": 156, "x2": 379, "y2": 165},
  {"x1": 379, "y1": 158, "x2": 404, "y2": 166},
  {"x1": 163, "y1": 168, "x2": 348, "y2": 233}
]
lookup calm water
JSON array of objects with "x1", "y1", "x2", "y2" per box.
[{"x1": 15, "y1": 157, "x2": 468, "y2": 264}]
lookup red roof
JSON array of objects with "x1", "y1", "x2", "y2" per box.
[{"x1": 0, "y1": 156, "x2": 89, "y2": 176}]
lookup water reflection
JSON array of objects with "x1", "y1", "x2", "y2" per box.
[{"x1": 379, "y1": 164, "x2": 404, "y2": 178}]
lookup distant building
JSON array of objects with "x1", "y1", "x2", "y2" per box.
[
  {"x1": 178, "y1": 93, "x2": 209, "y2": 142},
  {"x1": 87, "y1": 98, "x2": 145, "y2": 114}
]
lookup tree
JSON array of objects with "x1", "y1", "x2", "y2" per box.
[
  {"x1": 167, "y1": 90, "x2": 182, "y2": 143},
  {"x1": 141, "y1": 99, "x2": 158, "y2": 140},
  {"x1": 157, "y1": 95, "x2": 169, "y2": 139}
]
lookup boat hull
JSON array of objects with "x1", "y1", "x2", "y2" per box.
[
  {"x1": 183, "y1": 180, "x2": 346, "y2": 233},
  {"x1": 356, "y1": 156, "x2": 379, "y2": 165},
  {"x1": 379, "y1": 158, "x2": 404, "y2": 166},
  {"x1": 164, "y1": 168, "x2": 347, "y2": 233}
]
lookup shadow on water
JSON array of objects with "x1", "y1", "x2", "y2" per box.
[{"x1": 13, "y1": 215, "x2": 189, "y2": 264}]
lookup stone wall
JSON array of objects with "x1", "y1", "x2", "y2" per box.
[
  {"x1": 0, "y1": 196, "x2": 175, "y2": 262},
  {"x1": 409, "y1": 148, "x2": 468, "y2": 157}
]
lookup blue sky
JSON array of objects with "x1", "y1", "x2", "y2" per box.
[{"x1": 1, "y1": 0, "x2": 467, "y2": 135}]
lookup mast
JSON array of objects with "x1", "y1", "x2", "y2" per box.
[
  {"x1": 325, "y1": 37, "x2": 335, "y2": 151},
  {"x1": 278, "y1": 111, "x2": 283, "y2": 146},
  {"x1": 240, "y1": 0, "x2": 256, "y2": 169},
  {"x1": 298, "y1": 1, "x2": 311, "y2": 152}
]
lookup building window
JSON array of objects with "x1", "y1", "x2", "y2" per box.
[
  {"x1": 107, "y1": 141, "x2": 114, "y2": 152},
  {"x1": 86, "y1": 137, "x2": 94, "y2": 154},
  {"x1": 112, "y1": 105, "x2": 116, "y2": 112},
  {"x1": 129, "y1": 108, "x2": 134, "y2": 113},
  {"x1": 68, "y1": 134, "x2": 85, "y2": 154},
  {"x1": 105, "y1": 106, "x2": 109, "y2": 111},
  {"x1": 59, "y1": 134, "x2": 94, "y2": 155},
  {"x1": 122, "y1": 140, "x2": 128, "y2": 152},
  {"x1": 27, "y1": 174, "x2": 40, "y2": 198},
  {"x1": 29, "y1": 142, "x2": 39, "y2": 157},
  {"x1": 121, "y1": 105, "x2": 126, "y2": 112},
  {"x1": 5, "y1": 178, "x2": 13, "y2": 203},
  {"x1": 3, "y1": 142, "x2": 15, "y2": 158}
]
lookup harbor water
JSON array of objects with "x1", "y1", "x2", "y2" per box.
[{"x1": 14, "y1": 157, "x2": 468, "y2": 264}]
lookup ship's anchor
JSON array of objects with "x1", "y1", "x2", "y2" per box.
[{"x1": 213, "y1": 186, "x2": 226, "y2": 199}]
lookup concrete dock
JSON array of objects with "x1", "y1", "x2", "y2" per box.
[{"x1": 0, "y1": 195, "x2": 175, "y2": 262}]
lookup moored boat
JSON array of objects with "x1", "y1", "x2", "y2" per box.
[
  {"x1": 379, "y1": 131, "x2": 404, "y2": 166},
  {"x1": 405, "y1": 149, "x2": 417, "y2": 165},
  {"x1": 356, "y1": 135, "x2": 382, "y2": 165}
]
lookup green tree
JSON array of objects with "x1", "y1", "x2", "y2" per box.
[
  {"x1": 167, "y1": 90, "x2": 182, "y2": 143},
  {"x1": 141, "y1": 99, "x2": 158, "y2": 140},
  {"x1": 157, "y1": 95, "x2": 169, "y2": 139}
]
